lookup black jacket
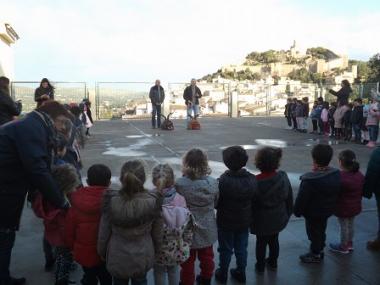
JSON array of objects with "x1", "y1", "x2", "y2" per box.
[
  {"x1": 0, "y1": 111, "x2": 67, "y2": 230},
  {"x1": 216, "y1": 169, "x2": 257, "y2": 231},
  {"x1": 294, "y1": 168, "x2": 341, "y2": 218},
  {"x1": 250, "y1": 171, "x2": 293, "y2": 236},
  {"x1": 0, "y1": 90, "x2": 21, "y2": 125},
  {"x1": 363, "y1": 147, "x2": 380, "y2": 198},
  {"x1": 351, "y1": 105, "x2": 363, "y2": 125},
  {"x1": 149, "y1": 85, "x2": 165, "y2": 105},
  {"x1": 329, "y1": 86, "x2": 352, "y2": 106},
  {"x1": 342, "y1": 109, "x2": 352, "y2": 127},
  {"x1": 34, "y1": 87, "x2": 54, "y2": 102},
  {"x1": 183, "y1": 85, "x2": 202, "y2": 106}
]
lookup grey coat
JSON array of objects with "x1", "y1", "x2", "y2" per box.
[
  {"x1": 175, "y1": 176, "x2": 219, "y2": 249},
  {"x1": 97, "y1": 190, "x2": 162, "y2": 279}
]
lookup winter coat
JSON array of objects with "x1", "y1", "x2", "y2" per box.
[
  {"x1": 351, "y1": 105, "x2": 363, "y2": 125},
  {"x1": 183, "y1": 85, "x2": 202, "y2": 106},
  {"x1": 342, "y1": 109, "x2": 352, "y2": 127},
  {"x1": 303, "y1": 103, "x2": 310, "y2": 117},
  {"x1": 32, "y1": 192, "x2": 68, "y2": 247},
  {"x1": 0, "y1": 111, "x2": 66, "y2": 230},
  {"x1": 294, "y1": 168, "x2": 341, "y2": 218},
  {"x1": 321, "y1": 109, "x2": 329, "y2": 123},
  {"x1": 152, "y1": 187, "x2": 194, "y2": 266},
  {"x1": 34, "y1": 87, "x2": 54, "y2": 106},
  {"x1": 365, "y1": 103, "x2": 379, "y2": 126},
  {"x1": 216, "y1": 169, "x2": 257, "y2": 231},
  {"x1": 250, "y1": 171, "x2": 293, "y2": 236},
  {"x1": 0, "y1": 89, "x2": 21, "y2": 125},
  {"x1": 97, "y1": 190, "x2": 162, "y2": 280},
  {"x1": 175, "y1": 176, "x2": 219, "y2": 249},
  {"x1": 295, "y1": 104, "x2": 304, "y2": 118},
  {"x1": 334, "y1": 171, "x2": 364, "y2": 218},
  {"x1": 311, "y1": 105, "x2": 323, "y2": 120},
  {"x1": 328, "y1": 106, "x2": 336, "y2": 124},
  {"x1": 149, "y1": 85, "x2": 165, "y2": 105},
  {"x1": 284, "y1": 103, "x2": 292, "y2": 117},
  {"x1": 65, "y1": 186, "x2": 108, "y2": 267},
  {"x1": 329, "y1": 86, "x2": 352, "y2": 106},
  {"x1": 363, "y1": 147, "x2": 380, "y2": 198}
]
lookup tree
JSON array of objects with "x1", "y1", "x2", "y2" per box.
[
  {"x1": 306, "y1": 47, "x2": 339, "y2": 61},
  {"x1": 368, "y1": 53, "x2": 380, "y2": 83}
]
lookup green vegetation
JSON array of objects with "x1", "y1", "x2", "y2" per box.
[
  {"x1": 306, "y1": 47, "x2": 339, "y2": 61},
  {"x1": 368, "y1": 54, "x2": 380, "y2": 83},
  {"x1": 245, "y1": 50, "x2": 280, "y2": 65},
  {"x1": 201, "y1": 68, "x2": 262, "y2": 82}
]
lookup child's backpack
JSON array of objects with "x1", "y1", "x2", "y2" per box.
[
  {"x1": 160, "y1": 112, "x2": 174, "y2": 131},
  {"x1": 156, "y1": 205, "x2": 195, "y2": 265},
  {"x1": 188, "y1": 114, "x2": 201, "y2": 130}
]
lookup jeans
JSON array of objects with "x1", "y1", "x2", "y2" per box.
[
  {"x1": 152, "y1": 104, "x2": 162, "y2": 128},
  {"x1": 318, "y1": 119, "x2": 324, "y2": 134},
  {"x1": 353, "y1": 123, "x2": 362, "y2": 142},
  {"x1": 217, "y1": 229, "x2": 248, "y2": 272},
  {"x1": 305, "y1": 217, "x2": 328, "y2": 254},
  {"x1": 312, "y1": 119, "x2": 318, "y2": 132},
  {"x1": 368, "y1": 125, "x2": 379, "y2": 142},
  {"x1": 113, "y1": 275, "x2": 147, "y2": 285},
  {"x1": 255, "y1": 234, "x2": 279, "y2": 266},
  {"x1": 292, "y1": 116, "x2": 297, "y2": 129},
  {"x1": 338, "y1": 217, "x2": 354, "y2": 245},
  {"x1": 81, "y1": 263, "x2": 112, "y2": 285},
  {"x1": 154, "y1": 264, "x2": 178, "y2": 285},
  {"x1": 0, "y1": 229, "x2": 15, "y2": 283},
  {"x1": 186, "y1": 104, "x2": 200, "y2": 125},
  {"x1": 180, "y1": 246, "x2": 214, "y2": 285}
]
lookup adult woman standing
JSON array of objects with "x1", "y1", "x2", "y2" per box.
[
  {"x1": 329, "y1": 80, "x2": 352, "y2": 107},
  {"x1": 35, "y1": 78, "x2": 55, "y2": 107},
  {"x1": 0, "y1": 76, "x2": 21, "y2": 125}
]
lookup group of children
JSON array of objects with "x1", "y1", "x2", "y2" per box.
[
  {"x1": 30, "y1": 142, "x2": 367, "y2": 285},
  {"x1": 284, "y1": 96, "x2": 380, "y2": 147}
]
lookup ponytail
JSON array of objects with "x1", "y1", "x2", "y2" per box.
[
  {"x1": 339, "y1": 150, "x2": 360, "y2": 173},
  {"x1": 119, "y1": 160, "x2": 146, "y2": 200}
]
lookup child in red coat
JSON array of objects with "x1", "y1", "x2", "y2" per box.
[
  {"x1": 32, "y1": 164, "x2": 80, "y2": 285},
  {"x1": 65, "y1": 164, "x2": 112, "y2": 285},
  {"x1": 329, "y1": 150, "x2": 364, "y2": 254}
]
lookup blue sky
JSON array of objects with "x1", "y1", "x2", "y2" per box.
[{"x1": 2, "y1": 0, "x2": 380, "y2": 82}]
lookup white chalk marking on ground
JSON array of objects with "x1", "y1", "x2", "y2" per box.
[
  {"x1": 255, "y1": 139, "x2": 288, "y2": 148},
  {"x1": 102, "y1": 138, "x2": 154, "y2": 157}
]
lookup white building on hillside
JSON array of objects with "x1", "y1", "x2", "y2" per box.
[{"x1": 0, "y1": 22, "x2": 19, "y2": 80}]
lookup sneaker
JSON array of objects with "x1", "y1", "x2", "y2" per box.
[
  {"x1": 367, "y1": 238, "x2": 380, "y2": 251},
  {"x1": 266, "y1": 258, "x2": 277, "y2": 271},
  {"x1": 347, "y1": 241, "x2": 354, "y2": 251},
  {"x1": 2, "y1": 277, "x2": 26, "y2": 285},
  {"x1": 329, "y1": 243, "x2": 349, "y2": 254},
  {"x1": 196, "y1": 275, "x2": 211, "y2": 285},
  {"x1": 214, "y1": 268, "x2": 228, "y2": 284},
  {"x1": 255, "y1": 263, "x2": 265, "y2": 274},
  {"x1": 230, "y1": 268, "x2": 246, "y2": 283},
  {"x1": 299, "y1": 252, "x2": 323, "y2": 263}
]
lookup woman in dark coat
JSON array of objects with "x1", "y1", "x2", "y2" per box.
[
  {"x1": 0, "y1": 76, "x2": 21, "y2": 125},
  {"x1": 329, "y1": 80, "x2": 352, "y2": 107},
  {"x1": 35, "y1": 78, "x2": 55, "y2": 107}
]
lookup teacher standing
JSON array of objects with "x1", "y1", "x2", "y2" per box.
[
  {"x1": 149, "y1": 79, "x2": 165, "y2": 129},
  {"x1": 183, "y1": 79, "x2": 202, "y2": 127},
  {"x1": 35, "y1": 78, "x2": 55, "y2": 108}
]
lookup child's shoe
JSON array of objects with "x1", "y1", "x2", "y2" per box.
[
  {"x1": 299, "y1": 252, "x2": 323, "y2": 263},
  {"x1": 214, "y1": 268, "x2": 228, "y2": 284},
  {"x1": 347, "y1": 241, "x2": 354, "y2": 252},
  {"x1": 230, "y1": 268, "x2": 246, "y2": 283},
  {"x1": 255, "y1": 262, "x2": 265, "y2": 274},
  {"x1": 366, "y1": 141, "x2": 376, "y2": 148},
  {"x1": 196, "y1": 275, "x2": 211, "y2": 285},
  {"x1": 367, "y1": 238, "x2": 380, "y2": 251},
  {"x1": 329, "y1": 243, "x2": 349, "y2": 254},
  {"x1": 266, "y1": 258, "x2": 278, "y2": 271}
]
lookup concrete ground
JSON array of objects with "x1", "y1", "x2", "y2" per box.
[{"x1": 12, "y1": 117, "x2": 380, "y2": 285}]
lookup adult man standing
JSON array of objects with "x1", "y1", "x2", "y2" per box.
[
  {"x1": 0, "y1": 101, "x2": 70, "y2": 285},
  {"x1": 149, "y1": 79, "x2": 165, "y2": 129},
  {"x1": 183, "y1": 79, "x2": 202, "y2": 128}
]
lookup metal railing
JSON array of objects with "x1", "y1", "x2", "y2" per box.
[{"x1": 11, "y1": 81, "x2": 87, "y2": 113}]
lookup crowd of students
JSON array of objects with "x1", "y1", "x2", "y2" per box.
[{"x1": 284, "y1": 80, "x2": 380, "y2": 148}]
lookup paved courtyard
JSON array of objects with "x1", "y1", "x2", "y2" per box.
[{"x1": 12, "y1": 117, "x2": 380, "y2": 284}]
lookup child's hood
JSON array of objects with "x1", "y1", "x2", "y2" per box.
[
  {"x1": 300, "y1": 167, "x2": 340, "y2": 181},
  {"x1": 70, "y1": 186, "x2": 107, "y2": 215}
]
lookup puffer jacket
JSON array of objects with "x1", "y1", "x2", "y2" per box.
[
  {"x1": 65, "y1": 186, "x2": 108, "y2": 267},
  {"x1": 97, "y1": 190, "x2": 162, "y2": 279},
  {"x1": 175, "y1": 176, "x2": 219, "y2": 249},
  {"x1": 294, "y1": 168, "x2": 341, "y2": 218},
  {"x1": 334, "y1": 171, "x2": 364, "y2": 218},
  {"x1": 216, "y1": 169, "x2": 257, "y2": 231},
  {"x1": 251, "y1": 171, "x2": 293, "y2": 236}
]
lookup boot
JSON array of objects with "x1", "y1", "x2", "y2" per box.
[
  {"x1": 367, "y1": 238, "x2": 380, "y2": 251},
  {"x1": 196, "y1": 275, "x2": 211, "y2": 285},
  {"x1": 214, "y1": 268, "x2": 227, "y2": 284},
  {"x1": 230, "y1": 268, "x2": 246, "y2": 283}
]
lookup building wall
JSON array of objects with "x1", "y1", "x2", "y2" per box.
[{"x1": 0, "y1": 22, "x2": 18, "y2": 81}]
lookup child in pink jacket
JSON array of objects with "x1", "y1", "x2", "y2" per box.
[{"x1": 365, "y1": 99, "x2": 380, "y2": 148}]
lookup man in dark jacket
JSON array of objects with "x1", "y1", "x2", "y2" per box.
[
  {"x1": 183, "y1": 79, "x2": 202, "y2": 128},
  {"x1": 363, "y1": 147, "x2": 380, "y2": 251},
  {"x1": 0, "y1": 101, "x2": 70, "y2": 285},
  {"x1": 149, "y1": 80, "x2": 165, "y2": 129},
  {"x1": 351, "y1": 98, "x2": 364, "y2": 143},
  {"x1": 294, "y1": 144, "x2": 341, "y2": 263},
  {"x1": 215, "y1": 146, "x2": 257, "y2": 283},
  {"x1": 0, "y1": 76, "x2": 21, "y2": 126}
]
